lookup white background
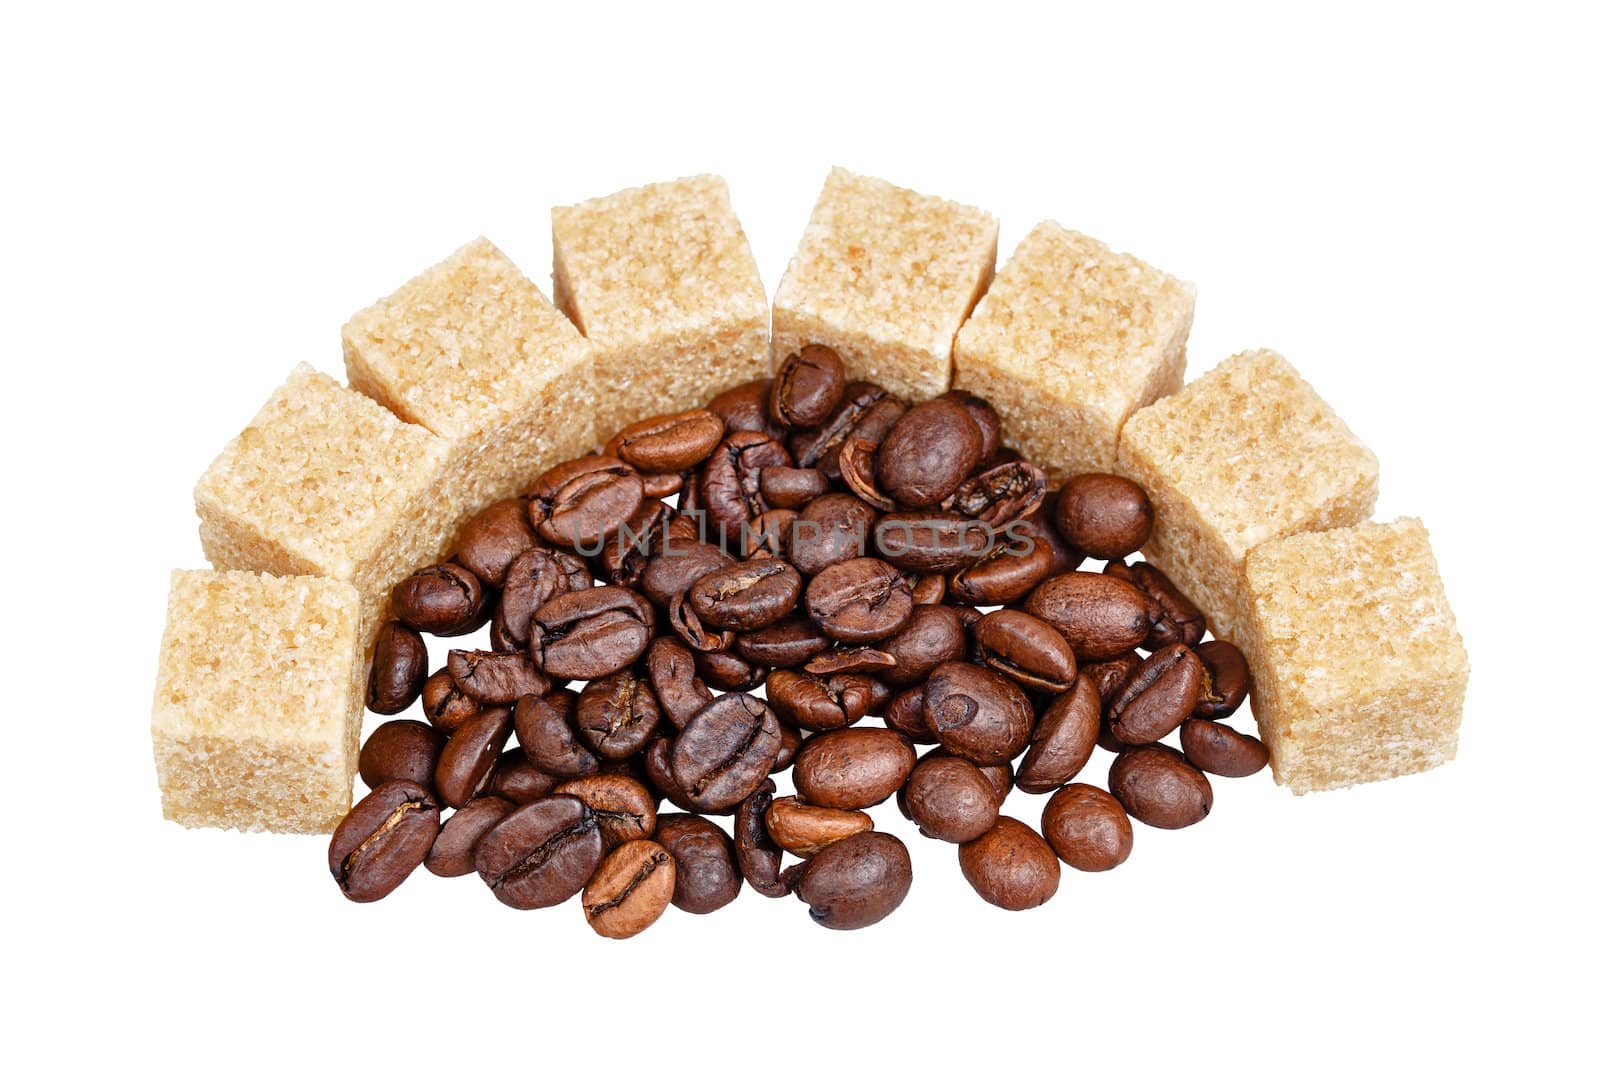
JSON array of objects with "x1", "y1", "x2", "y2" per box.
[{"x1": 3, "y1": 3, "x2": 1595, "y2": 1063}]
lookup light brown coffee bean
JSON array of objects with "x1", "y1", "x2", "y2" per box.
[
  {"x1": 764, "y1": 796, "x2": 874, "y2": 858},
  {"x1": 1041, "y1": 783, "x2": 1134, "y2": 872},
  {"x1": 582, "y1": 840, "x2": 676, "y2": 939},
  {"x1": 958, "y1": 816, "x2": 1060, "y2": 911},
  {"x1": 792, "y1": 727, "x2": 917, "y2": 810},
  {"x1": 1108, "y1": 743, "x2": 1213, "y2": 829}
]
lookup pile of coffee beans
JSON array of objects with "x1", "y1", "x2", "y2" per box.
[{"x1": 331, "y1": 346, "x2": 1269, "y2": 936}]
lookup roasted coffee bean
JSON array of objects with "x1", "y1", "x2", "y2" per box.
[
  {"x1": 606, "y1": 408, "x2": 725, "y2": 473},
  {"x1": 329, "y1": 780, "x2": 440, "y2": 903},
  {"x1": 941, "y1": 461, "x2": 1047, "y2": 527},
  {"x1": 488, "y1": 749, "x2": 559, "y2": 805},
  {"x1": 792, "y1": 727, "x2": 916, "y2": 810},
  {"x1": 735, "y1": 778, "x2": 788, "y2": 897},
  {"x1": 736, "y1": 616, "x2": 832, "y2": 668},
  {"x1": 837, "y1": 438, "x2": 895, "y2": 510},
  {"x1": 902, "y1": 755, "x2": 1001, "y2": 843},
  {"x1": 1179, "y1": 718, "x2": 1270, "y2": 777},
  {"x1": 644, "y1": 736, "x2": 699, "y2": 812},
  {"x1": 1026, "y1": 572, "x2": 1152, "y2": 660},
  {"x1": 945, "y1": 527, "x2": 1056, "y2": 606},
  {"x1": 421, "y1": 669, "x2": 480, "y2": 734},
  {"x1": 772, "y1": 720, "x2": 802, "y2": 773},
  {"x1": 877, "y1": 397, "x2": 984, "y2": 508},
  {"x1": 513, "y1": 692, "x2": 600, "y2": 778},
  {"x1": 1107, "y1": 643, "x2": 1204, "y2": 746},
  {"x1": 923, "y1": 662, "x2": 1034, "y2": 766},
  {"x1": 742, "y1": 508, "x2": 797, "y2": 559},
  {"x1": 640, "y1": 537, "x2": 735, "y2": 609},
  {"x1": 789, "y1": 493, "x2": 874, "y2": 576},
  {"x1": 872, "y1": 512, "x2": 991, "y2": 573},
  {"x1": 764, "y1": 796, "x2": 873, "y2": 858},
  {"x1": 359, "y1": 720, "x2": 446, "y2": 790},
  {"x1": 771, "y1": 344, "x2": 846, "y2": 428},
  {"x1": 434, "y1": 706, "x2": 514, "y2": 809},
  {"x1": 575, "y1": 672, "x2": 660, "y2": 759},
  {"x1": 1192, "y1": 640, "x2": 1252, "y2": 719},
  {"x1": 654, "y1": 813, "x2": 741, "y2": 914},
  {"x1": 392, "y1": 563, "x2": 489, "y2": 637},
  {"x1": 791, "y1": 831, "x2": 913, "y2": 931},
  {"x1": 492, "y1": 547, "x2": 593, "y2": 651},
  {"x1": 875, "y1": 605, "x2": 967, "y2": 686},
  {"x1": 447, "y1": 649, "x2": 549, "y2": 705},
  {"x1": 1109, "y1": 744, "x2": 1213, "y2": 829},
  {"x1": 644, "y1": 636, "x2": 712, "y2": 731},
  {"x1": 642, "y1": 470, "x2": 685, "y2": 498},
  {"x1": 766, "y1": 669, "x2": 872, "y2": 730},
  {"x1": 1056, "y1": 473, "x2": 1154, "y2": 559},
  {"x1": 1041, "y1": 784, "x2": 1134, "y2": 872},
  {"x1": 668, "y1": 592, "x2": 733, "y2": 654},
  {"x1": 760, "y1": 465, "x2": 830, "y2": 509},
  {"x1": 531, "y1": 586, "x2": 655, "y2": 680},
  {"x1": 958, "y1": 817, "x2": 1060, "y2": 911},
  {"x1": 582, "y1": 839, "x2": 675, "y2": 939},
  {"x1": 918, "y1": 746, "x2": 1015, "y2": 806},
  {"x1": 1015, "y1": 679, "x2": 1100, "y2": 793},
  {"x1": 671, "y1": 694, "x2": 782, "y2": 812},
  {"x1": 884, "y1": 685, "x2": 936, "y2": 743},
  {"x1": 790, "y1": 382, "x2": 904, "y2": 479},
  {"x1": 474, "y1": 795, "x2": 602, "y2": 909},
  {"x1": 942, "y1": 390, "x2": 1002, "y2": 466},
  {"x1": 803, "y1": 645, "x2": 898, "y2": 675},
  {"x1": 1080, "y1": 651, "x2": 1142, "y2": 704},
  {"x1": 425, "y1": 795, "x2": 514, "y2": 878},
  {"x1": 689, "y1": 559, "x2": 803, "y2": 632},
  {"x1": 597, "y1": 498, "x2": 673, "y2": 589},
  {"x1": 455, "y1": 498, "x2": 538, "y2": 587},
  {"x1": 694, "y1": 648, "x2": 767, "y2": 691},
  {"x1": 972, "y1": 609, "x2": 1077, "y2": 693},
  {"x1": 554, "y1": 774, "x2": 658, "y2": 852},
  {"x1": 1021, "y1": 501, "x2": 1086, "y2": 576},
  {"x1": 1105, "y1": 560, "x2": 1206, "y2": 649},
  {"x1": 806, "y1": 557, "x2": 914, "y2": 642},
  {"x1": 528, "y1": 456, "x2": 645, "y2": 551},
  {"x1": 907, "y1": 572, "x2": 947, "y2": 605},
  {"x1": 702, "y1": 430, "x2": 792, "y2": 548},
  {"x1": 707, "y1": 378, "x2": 780, "y2": 438},
  {"x1": 366, "y1": 622, "x2": 428, "y2": 713}
]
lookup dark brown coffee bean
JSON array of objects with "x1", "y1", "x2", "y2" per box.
[
  {"x1": 1056, "y1": 474, "x2": 1154, "y2": 559},
  {"x1": 792, "y1": 727, "x2": 916, "y2": 810},
  {"x1": 366, "y1": 622, "x2": 428, "y2": 713},
  {"x1": 455, "y1": 498, "x2": 537, "y2": 587},
  {"x1": 923, "y1": 662, "x2": 1034, "y2": 766},
  {"x1": 941, "y1": 461, "x2": 1047, "y2": 527},
  {"x1": 764, "y1": 796, "x2": 874, "y2": 857},
  {"x1": 643, "y1": 736, "x2": 698, "y2": 811},
  {"x1": 595, "y1": 498, "x2": 672, "y2": 590},
  {"x1": 1105, "y1": 560, "x2": 1206, "y2": 649},
  {"x1": 654, "y1": 813, "x2": 741, "y2": 914},
  {"x1": 492, "y1": 547, "x2": 592, "y2": 651},
  {"x1": 736, "y1": 616, "x2": 832, "y2": 668},
  {"x1": 1080, "y1": 651, "x2": 1142, "y2": 704},
  {"x1": 1193, "y1": 640, "x2": 1252, "y2": 719},
  {"x1": 690, "y1": 559, "x2": 803, "y2": 632},
  {"x1": 1041, "y1": 784, "x2": 1134, "y2": 872},
  {"x1": 806, "y1": 557, "x2": 913, "y2": 642},
  {"x1": 667, "y1": 592, "x2": 733, "y2": 654},
  {"x1": 1026, "y1": 572, "x2": 1152, "y2": 660},
  {"x1": 554, "y1": 773, "x2": 658, "y2": 852},
  {"x1": 528, "y1": 456, "x2": 645, "y2": 551},
  {"x1": 793, "y1": 383, "x2": 906, "y2": 476},
  {"x1": 907, "y1": 572, "x2": 947, "y2": 605},
  {"x1": 514, "y1": 692, "x2": 600, "y2": 779},
  {"x1": 773, "y1": 720, "x2": 802, "y2": 772},
  {"x1": 605, "y1": 408, "x2": 725, "y2": 473},
  {"x1": 1179, "y1": 718, "x2": 1270, "y2": 777},
  {"x1": 1015, "y1": 679, "x2": 1100, "y2": 793},
  {"x1": 902, "y1": 755, "x2": 1001, "y2": 843},
  {"x1": 771, "y1": 344, "x2": 846, "y2": 428},
  {"x1": 641, "y1": 471, "x2": 684, "y2": 499},
  {"x1": 1107, "y1": 643, "x2": 1204, "y2": 745},
  {"x1": 701, "y1": 430, "x2": 792, "y2": 549},
  {"x1": 760, "y1": 466, "x2": 830, "y2": 509},
  {"x1": 945, "y1": 527, "x2": 1055, "y2": 605},
  {"x1": 582, "y1": 839, "x2": 675, "y2": 939},
  {"x1": 942, "y1": 390, "x2": 1002, "y2": 465},
  {"x1": 425, "y1": 795, "x2": 514, "y2": 877},
  {"x1": 874, "y1": 605, "x2": 967, "y2": 686},
  {"x1": 803, "y1": 645, "x2": 898, "y2": 675},
  {"x1": 531, "y1": 586, "x2": 655, "y2": 680},
  {"x1": 958, "y1": 816, "x2": 1060, "y2": 911},
  {"x1": 734, "y1": 777, "x2": 787, "y2": 897},
  {"x1": 884, "y1": 685, "x2": 936, "y2": 743},
  {"x1": 741, "y1": 508, "x2": 797, "y2": 559},
  {"x1": 1109, "y1": 743, "x2": 1213, "y2": 829},
  {"x1": 707, "y1": 378, "x2": 780, "y2": 438},
  {"x1": 972, "y1": 609, "x2": 1077, "y2": 693},
  {"x1": 1022, "y1": 501, "x2": 1086, "y2": 576},
  {"x1": 359, "y1": 720, "x2": 446, "y2": 790},
  {"x1": 392, "y1": 563, "x2": 489, "y2": 637},
  {"x1": 694, "y1": 648, "x2": 767, "y2": 691},
  {"x1": 789, "y1": 493, "x2": 874, "y2": 576},
  {"x1": 640, "y1": 537, "x2": 735, "y2": 609},
  {"x1": 670, "y1": 694, "x2": 782, "y2": 811},
  {"x1": 447, "y1": 649, "x2": 549, "y2": 705},
  {"x1": 877, "y1": 397, "x2": 984, "y2": 508},
  {"x1": 329, "y1": 780, "x2": 440, "y2": 903},
  {"x1": 575, "y1": 671, "x2": 659, "y2": 759},
  {"x1": 766, "y1": 670, "x2": 872, "y2": 730},
  {"x1": 837, "y1": 438, "x2": 895, "y2": 510},
  {"x1": 434, "y1": 706, "x2": 514, "y2": 809},
  {"x1": 791, "y1": 831, "x2": 913, "y2": 930},
  {"x1": 421, "y1": 669, "x2": 480, "y2": 734},
  {"x1": 644, "y1": 636, "x2": 712, "y2": 730},
  {"x1": 872, "y1": 512, "x2": 991, "y2": 573},
  {"x1": 474, "y1": 795, "x2": 602, "y2": 909},
  {"x1": 487, "y1": 749, "x2": 559, "y2": 805}
]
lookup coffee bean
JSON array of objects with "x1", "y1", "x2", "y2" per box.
[
  {"x1": 942, "y1": 390, "x2": 1002, "y2": 466},
  {"x1": 329, "y1": 780, "x2": 440, "y2": 902},
  {"x1": 803, "y1": 645, "x2": 898, "y2": 675},
  {"x1": 513, "y1": 692, "x2": 600, "y2": 779},
  {"x1": 644, "y1": 636, "x2": 712, "y2": 731},
  {"x1": 877, "y1": 398, "x2": 984, "y2": 508},
  {"x1": 553, "y1": 773, "x2": 658, "y2": 852},
  {"x1": 902, "y1": 755, "x2": 1000, "y2": 843},
  {"x1": 366, "y1": 622, "x2": 428, "y2": 713},
  {"x1": 1022, "y1": 501, "x2": 1086, "y2": 576},
  {"x1": 874, "y1": 605, "x2": 968, "y2": 686},
  {"x1": 957, "y1": 816, "x2": 1060, "y2": 910},
  {"x1": 606, "y1": 408, "x2": 725, "y2": 473},
  {"x1": 872, "y1": 512, "x2": 991, "y2": 573},
  {"x1": 1105, "y1": 560, "x2": 1206, "y2": 650},
  {"x1": 455, "y1": 498, "x2": 538, "y2": 587},
  {"x1": 791, "y1": 831, "x2": 913, "y2": 930},
  {"x1": 760, "y1": 465, "x2": 830, "y2": 510},
  {"x1": 447, "y1": 649, "x2": 549, "y2": 705},
  {"x1": 923, "y1": 662, "x2": 1034, "y2": 766},
  {"x1": 707, "y1": 378, "x2": 780, "y2": 438},
  {"x1": 972, "y1": 609, "x2": 1077, "y2": 693},
  {"x1": 734, "y1": 777, "x2": 787, "y2": 897},
  {"x1": 736, "y1": 616, "x2": 832, "y2": 668},
  {"x1": 640, "y1": 537, "x2": 735, "y2": 609},
  {"x1": 594, "y1": 499, "x2": 673, "y2": 591},
  {"x1": 884, "y1": 685, "x2": 936, "y2": 743},
  {"x1": 1192, "y1": 640, "x2": 1252, "y2": 719},
  {"x1": 434, "y1": 706, "x2": 514, "y2": 809},
  {"x1": 789, "y1": 493, "x2": 874, "y2": 576},
  {"x1": 702, "y1": 431, "x2": 792, "y2": 549},
  {"x1": 359, "y1": 720, "x2": 446, "y2": 790},
  {"x1": 421, "y1": 669, "x2": 480, "y2": 734},
  {"x1": 425, "y1": 795, "x2": 514, "y2": 877},
  {"x1": 941, "y1": 461, "x2": 1047, "y2": 527},
  {"x1": 487, "y1": 749, "x2": 559, "y2": 805},
  {"x1": 764, "y1": 796, "x2": 874, "y2": 857},
  {"x1": 792, "y1": 727, "x2": 916, "y2": 810},
  {"x1": 1025, "y1": 572, "x2": 1152, "y2": 660},
  {"x1": 1015, "y1": 678, "x2": 1101, "y2": 793},
  {"x1": 1108, "y1": 744, "x2": 1213, "y2": 829},
  {"x1": 1079, "y1": 651, "x2": 1142, "y2": 704},
  {"x1": 574, "y1": 671, "x2": 660, "y2": 759},
  {"x1": 1179, "y1": 718, "x2": 1270, "y2": 777},
  {"x1": 392, "y1": 562, "x2": 489, "y2": 637},
  {"x1": 838, "y1": 438, "x2": 895, "y2": 510},
  {"x1": 1056, "y1": 474, "x2": 1153, "y2": 559},
  {"x1": 946, "y1": 527, "x2": 1055, "y2": 605},
  {"x1": 694, "y1": 648, "x2": 768, "y2": 691},
  {"x1": 642, "y1": 736, "x2": 698, "y2": 812},
  {"x1": 773, "y1": 720, "x2": 802, "y2": 772},
  {"x1": 766, "y1": 669, "x2": 872, "y2": 730},
  {"x1": 789, "y1": 383, "x2": 904, "y2": 478},
  {"x1": 582, "y1": 839, "x2": 676, "y2": 939},
  {"x1": 642, "y1": 471, "x2": 685, "y2": 499},
  {"x1": 528, "y1": 456, "x2": 645, "y2": 551},
  {"x1": 670, "y1": 694, "x2": 782, "y2": 812},
  {"x1": 667, "y1": 591, "x2": 734, "y2": 654},
  {"x1": 742, "y1": 508, "x2": 798, "y2": 559},
  {"x1": 474, "y1": 795, "x2": 602, "y2": 909},
  {"x1": 690, "y1": 559, "x2": 803, "y2": 632},
  {"x1": 1107, "y1": 643, "x2": 1204, "y2": 745},
  {"x1": 531, "y1": 586, "x2": 655, "y2": 680},
  {"x1": 907, "y1": 572, "x2": 947, "y2": 605},
  {"x1": 492, "y1": 547, "x2": 593, "y2": 651},
  {"x1": 654, "y1": 813, "x2": 741, "y2": 914},
  {"x1": 806, "y1": 557, "x2": 913, "y2": 642},
  {"x1": 771, "y1": 344, "x2": 846, "y2": 428},
  {"x1": 1040, "y1": 784, "x2": 1134, "y2": 872}
]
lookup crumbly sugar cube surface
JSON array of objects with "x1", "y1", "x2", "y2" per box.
[
  {"x1": 551, "y1": 174, "x2": 770, "y2": 437},
  {"x1": 953, "y1": 221, "x2": 1195, "y2": 483},
  {"x1": 1240, "y1": 519, "x2": 1468, "y2": 794},
  {"x1": 151, "y1": 570, "x2": 363, "y2": 832},
  {"x1": 772, "y1": 167, "x2": 999, "y2": 403},
  {"x1": 1115, "y1": 349, "x2": 1378, "y2": 639},
  {"x1": 342, "y1": 237, "x2": 598, "y2": 513}
]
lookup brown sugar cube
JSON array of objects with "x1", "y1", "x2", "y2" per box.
[
  {"x1": 551, "y1": 175, "x2": 769, "y2": 438},
  {"x1": 773, "y1": 167, "x2": 999, "y2": 403},
  {"x1": 1239, "y1": 519, "x2": 1469, "y2": 794},
  {"x1": 1115, "y1": 350, "x2": 1378, "y2": 641},
  {"x1": 150, "y1": 570, "x2": 363, "y2": 832},
  {"x1": 193, "y1": 363, "x2": 453, "y2": 639},
  {"x1": 953, "y1": 221, "x2": 1195, "y2": 484},
  {"x1": 343, "y1": 237, "x2": 598, "y2": 517}
]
